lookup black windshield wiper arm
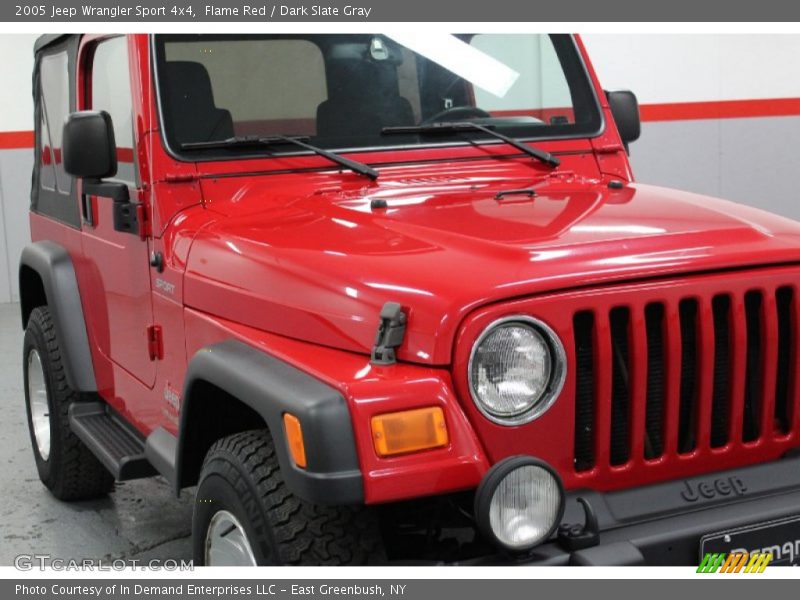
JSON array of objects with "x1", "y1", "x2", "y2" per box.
[
  {"x1": 181, "y1": 135, "x2": 379, "y2": 180},
  {"x1": 382, "y1": 122, "x2": 560, "y2": 168}
]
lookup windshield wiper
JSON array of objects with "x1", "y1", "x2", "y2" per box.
[
  {"x1": 181, "y1": 135, "x2": 379, "y2": 180},
  {"x1": 382, "y1": 122, "x2": 560, "y2": 168}
]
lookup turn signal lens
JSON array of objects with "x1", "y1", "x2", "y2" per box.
[
  {"x1": 371, "y1": 407, "x2": 448, "y2": 458},
  {"x1": 283, "y1": 413, "x2": 307, "y2": 468}
]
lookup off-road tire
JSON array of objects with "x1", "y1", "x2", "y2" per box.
[
  {"x1": 23, "y1": 306, "x2": 114, "y2": 500},
  {"x1": 193, "y1": 429, "x2": 385, "y2": 565}
]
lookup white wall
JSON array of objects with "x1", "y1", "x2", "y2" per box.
[
  {"x1": 582, "y1": 34, "x2": 800, "y2": 103},
  {"x1": 0, "y1": 35, "x2": 36, "y2": 131},
  {"x1": 0, "y1": 35, "x2": 37, "y2": 303},
  {"x1": 583, "y1": 34, "x2": 800, "y2": 220}
]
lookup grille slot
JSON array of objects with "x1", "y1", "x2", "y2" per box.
[
  {"x1": 710, "y1": 295, "x2": 732, "y2": 448},
  {"x1": 774, "y1": 286, "x2": 794, "y2": 434},
  {"x1": 644, "y1": 303, "x2": 666, "y2": 459},
  {"x1": 678, "y1": 299, "x2": 699, "y2": 454},
  {"x1": 743, "y1": 291, "x2": 763, "y2": 442},
  {"x1": 570, "y1": 279, "x2": 798, "y2": 477},
  {"x1": 573, "y1": 311, "x2": 595, "y2": 472},
  {"x1": 609, "y1": 308, "x2": 631, "y2": 466}
]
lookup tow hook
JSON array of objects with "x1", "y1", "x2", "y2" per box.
[{"x1": 557, "y1": 497, "x2": 600, "y2": 551}]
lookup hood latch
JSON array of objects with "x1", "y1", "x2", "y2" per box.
[{"x1": 371, "y1": 302, "x2": 407, "y2": 365}]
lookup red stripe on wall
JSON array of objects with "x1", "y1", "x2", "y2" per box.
[
  {"x1": 0, "y1": 133, "x2": 134, "y2": 163},
  {"x1": 640, "y1": 98, "x2": 800, "y2": 122},
  {"x1": 3, "y1": 98, "x2": 800, "y2": 150},
  {"x1": 498, "y1": 99, "x2": 800, "y2": 123},
  {"x1": 0, "y1": 130, "x2": 34, "y2": 149},
  {"x1": 116, "y1": 148, "x2": 134, "y2": 162}
]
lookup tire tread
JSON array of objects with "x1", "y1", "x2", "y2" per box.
[
  {"x1": 26, "y1": 307, "x2": 114, "y2": 501},
  {"x1": 201, "y1": 429, "x2": 383, "y2": 565}
]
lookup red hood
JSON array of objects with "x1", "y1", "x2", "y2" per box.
[{"x1": 183, "y1": 164, "x2": 800, "y2": 364}]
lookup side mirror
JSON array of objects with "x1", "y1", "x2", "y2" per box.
[
  {"x1": 63, "y1": 111, "x2": 118, "y2": 179},
  {"x1": 63, "y1": 110, "x2": 137, "y2": 234},
  {"x1": 606, "y1": 90, "x2": 641, "y2": 153}
]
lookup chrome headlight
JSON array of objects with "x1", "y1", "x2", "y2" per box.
[{"x1": 468, "y1": 316, "x2": 566, "y2": 425}]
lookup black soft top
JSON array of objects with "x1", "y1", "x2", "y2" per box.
[{"x1": 34, "y1": 34, "x2": 78, "y2": 54}]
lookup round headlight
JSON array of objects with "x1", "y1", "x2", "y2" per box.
[
  {"x1": 469, "y1": 316, "x2": 566, "y2": 425},
  {"x1": 475, "y1": 456, "x2": 565, "y2": 552}
]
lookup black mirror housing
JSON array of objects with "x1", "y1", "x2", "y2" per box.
[
  {"x1": 63, "y1": 111, "x2": 118, "y2": 179},
  {"x1": 606, "y1": 90, "x2": 641, "y2": 147}
]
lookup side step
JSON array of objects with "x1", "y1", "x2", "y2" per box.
[{"x1": 68, "y1": 402, "x2": 157, "y2": 481}]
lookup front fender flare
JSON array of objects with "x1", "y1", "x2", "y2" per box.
[{"x1": 176, "y1": 340, "x2": 364, "y2": 505}]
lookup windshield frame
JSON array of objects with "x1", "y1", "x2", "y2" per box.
[{"x1": 150, "y1": 33, "x2": 606, "y2": 165}]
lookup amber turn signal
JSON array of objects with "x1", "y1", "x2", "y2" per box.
[
  {"x1": 283, "y1": 413, "x2": 307, "y2": 468},
  {"x1": 371, "y1": 406, "x2": 449, "y2": 458}
]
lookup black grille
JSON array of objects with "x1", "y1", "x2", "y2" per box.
[
  {"x1": 678, "y1": 298, "x2": 699, "y2": 454},
  {"x1": 711, "y1": 294, "x2": 731, "y2": 448},
  {"x1": 775, "y1": 287, "x2": 794, "y2": 433},
  {"x1": 609, "y1": 307, "x2": 631, "y2": 466},
  {"x1": 644, "y1": 303, "x2": 665, "y2": 459},
  {"x1": 573, "y1": 311, "x2": 595, "y2": 472},
  {"x1": 743, "y1": 291, "x2": 763, "y2": 442}
]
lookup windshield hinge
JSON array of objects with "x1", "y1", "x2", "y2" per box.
[
  {"x1": 137, "y1": 203, "x2": 151, "y2": 240},
  {"x1": 112, "y1": 200, "x2": 149, "y2": 240},
  {"x1": 371, "y1": 302, "x2": 407, "y2": 366},
  {"x1": 593, "y1": 142, "x2": 625, "y2": 154},
  {"x1": 164, "y1": 173, "x2": 198, "y2": 184}
]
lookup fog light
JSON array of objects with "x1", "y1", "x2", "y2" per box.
[{"x1": 474, "y1": 456, "x2": 564, "y2": 552}]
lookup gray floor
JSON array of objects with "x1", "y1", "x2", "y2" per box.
[{"x1": 0, "y1": 303, "x2": 193, "y2": 566}]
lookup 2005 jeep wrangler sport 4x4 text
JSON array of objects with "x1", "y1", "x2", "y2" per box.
[{"x1": 19, "y1": 33, "x2": 800, "y2": 566}]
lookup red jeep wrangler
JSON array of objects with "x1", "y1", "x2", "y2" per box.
[{"x1": 20, "y1": 33, "x2": 800, "y2": 566}]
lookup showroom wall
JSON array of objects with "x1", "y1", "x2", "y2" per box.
[
  {"x1": 1, "y1": 34, "x2": 800, "y2": 303},
  {"x1": 0, "y1": 34, "x2": 36, "y2": 304},
  {"x1": 583, "y1": 34, "x2": 800, "y2": 214}
]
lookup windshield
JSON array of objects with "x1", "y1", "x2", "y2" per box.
[{"x1": 153, "y1": 34, "x2": 603, "y2": 158}]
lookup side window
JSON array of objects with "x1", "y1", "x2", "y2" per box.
[
  {"x1": 90, "y1": 37, "x2": 136, "y2": 186},
  {"x1": 38, "y1": 52, "x2": 69, "y2": 192},
  {"x1": 34, "y1": 42, "x2": 80, "y2": 228},
  {"x1": 38, "y1": 99, "x2": 55, "y2": 191}
]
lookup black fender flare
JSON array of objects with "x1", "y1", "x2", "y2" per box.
[
  {"x1": 19, "y1": 241, "x2": 97, "y2": 392},
  {"x1": 175, "y1": 340, "x2": 364, "y2": 505}
]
